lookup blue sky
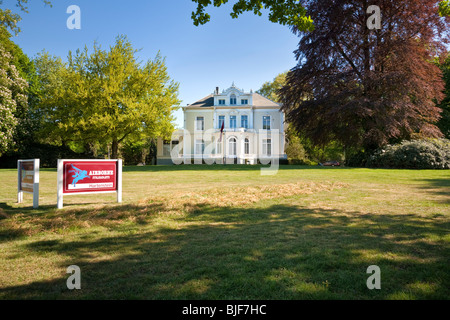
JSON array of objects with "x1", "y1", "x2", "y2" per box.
[{"x1": 7, "y1": 0, "x2": 300, "y2": 128}]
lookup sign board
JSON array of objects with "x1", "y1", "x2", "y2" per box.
[
  {"x1": 17, "y1": 159, "x2": 40, "y2": 208},
  {"x1": 57, "y1": 159, "x2": 122, "y2": 209}
]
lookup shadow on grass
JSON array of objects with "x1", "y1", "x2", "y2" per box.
[
  {"x1": 415, "y1": 178, "x2": 450, "y2": 204},
  {"x1": 0, "y1": 199, "x2": 448, "y2": 300}
]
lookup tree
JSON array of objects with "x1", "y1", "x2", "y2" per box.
[
  {"x1": 35, "y1": 35, "x2": 180, "y2": 159},
  {"x1": 191, "y1": 0, "x2": 314, "y2": 31},
  {"x1": 257, "y1": 71, "x2": 287, "y2": 102},
  {"x1": 437, "y1": 54, "x2": 450, "y2": 138},
  {"x1": 439, "y1": 0, "x2": 450, "y2": 16},
  {"x1": 0, "y1": 30, "x2": 28, "y2": 155},
  {"x1": 0, "y1": 0, "x2": 51, "y2": 35},
  {"x1": 0, "y1": 27, "x2": 41, "y2": 153},
  {"x1": 278, "y1": 0, "x2": 449, "y2": 152},
  {"x1": 190, "y1": 0, "x2": 449, "y2": 29}
]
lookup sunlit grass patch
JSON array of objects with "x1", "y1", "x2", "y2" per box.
[{"x1": 0, "y1": 165, "x2": 448, "y2": 299}]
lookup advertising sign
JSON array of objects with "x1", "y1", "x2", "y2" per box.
[
  {"x1": 19, "y1": 161, "x2": 35, "y2": 193},
  {"x1": 57, "y1": 159, "x2": 122, "y2": 209},
  {"x1": 63, "y1": 161, "x2": 118, "y2": 194},
  {"x1": 17, "y1": 159, "x2": 40, "y2": 208}
]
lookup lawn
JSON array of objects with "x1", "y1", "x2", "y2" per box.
[{"x1": 0, "y1": 165, "x2": 448, "y2": 299}]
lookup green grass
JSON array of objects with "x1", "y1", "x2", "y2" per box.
[{"x1": 0, "y1": 165, "x2": 449, "y2": 299}]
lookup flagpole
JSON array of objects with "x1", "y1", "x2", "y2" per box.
[{"x1": 223, "y1": 130, "x2": 226, "y2": 166}]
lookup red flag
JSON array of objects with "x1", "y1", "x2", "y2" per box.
[{"x1": 219, "y1": 121, "x2": 224, "y2": 142}]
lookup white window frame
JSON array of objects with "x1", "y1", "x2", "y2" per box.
[
  {"x1": 218, "y1": 115, "x2": 225, "y2": 129},
  {"x1": 241, "y1": 115, "x2": 248, "y2": 128},
  {"x1": 263, "y1": 115, "x2": 271, "y2": 130},
  {"x1": 216, "y1": 140, "x2": 223, "y2": 154},
  {"x1": 230, "y1": 115, "x2": 237, "y2": 129},
  {"x1": 230, "y1": 94, "x2": 237, "y2": 105},
  {"x1": 229, "y1": 137, "x2": 237, "y2": 156},
  {"x1": 196, "y1": 116, "x2": 205, "y2": 131},
  {"x1": 244, "y1": 138, "x2": 250, "y2": 155},
  {"x1": 195, "y1": 139, "x2": 205, "y2": 155},
  {"x1": 262, "y1": 139, "x2": 272, "y2": 156}
]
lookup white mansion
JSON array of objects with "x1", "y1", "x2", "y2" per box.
[{"x1": 157, "y1": 83, "x2": 286, "y2": 165}]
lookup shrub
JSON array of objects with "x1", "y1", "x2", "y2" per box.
[
  {"x1": 0, "y1": 142, "x2": 94, "y2": 168},
  {"x1": 366, "y1": 139, "x2": 450, "y2": 169}
]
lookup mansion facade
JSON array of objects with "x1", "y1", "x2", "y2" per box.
[{"x1": 157, "y1": 83, "x2": 286, "y2": 165}]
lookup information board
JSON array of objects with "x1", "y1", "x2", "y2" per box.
[{"x1": 57, "y1": 159, "x2": 122, "y2": 209}]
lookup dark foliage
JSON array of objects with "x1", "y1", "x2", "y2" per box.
[
  {"x1": 279, "y1": 0, "x2": 449, "y2": 151},
  {"x1": 0, "y1": 143, "x2": 94, "y2": 168}
]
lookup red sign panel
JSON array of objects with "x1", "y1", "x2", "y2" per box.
[{"x1": 63, "y1": 161, "x2": 117, "y2": 194}]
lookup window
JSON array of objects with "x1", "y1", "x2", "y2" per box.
[
  {"x1": 230, "y1": 94, "x2": 237, "y2": 105},
  {"x1": 162, "y1": 140, "x2": 171, "y2": 157},
  {"x1": 241, "y1": 115, "x2": 248, "y2": 128},
  {"x1": 216, "y1": 140, "x2": 222, "y2": 154},
  {"x1": 218, "y1": 115, "x2": 225, "y2": 129},
  {"x1": 171, "y1": 141, "x2": 179, "y2": 156},
  {"x1": 195, "y1": 139, "x2": 205, "y2": 155},
  {"x1": 262, "y1": 139, "x2": 271, "y2": 156},
  {"x1": 229, "y1": 138, "x2": 237, "y2": 156},
  {"x1": 263, "y1": 116, "x2": 271, "y2": 130},
  {"x1": 196, "y1": 116, "x2": 204, "y2": 131},
  {"x1": 241, "y1": 99, "x2": 248, "y2": 105},
  {"x1": 244, "y1": 138, "x2": 250, "y2": 155},
  {"x1": 230, "y1": 115, "x2": 237, "y2": 129},
  {"x1": 219, "y1": 99, "x2": 225, "y2": 105}
]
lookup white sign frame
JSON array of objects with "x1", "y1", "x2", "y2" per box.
[
  {"x1": 17, "y1": 159, "x2": 40, "y2": 209},
  {"x1": 57, "y1": 159, "x2": 123, "y2": 209}
]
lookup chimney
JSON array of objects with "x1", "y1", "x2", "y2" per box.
[{"x1": 215, "y1": 87, "x2": 219, "y2": 95}]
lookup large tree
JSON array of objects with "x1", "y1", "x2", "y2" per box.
[
  {"x1": 0, "y1": 27, "x2": 41, "y2": 152},
  {"x1": 437, "y1": 54, "x2": 450, "y2": 139},
  {"x1": 191, "y1": 0, "x2": 314, "y2": 31},
  {"x1": 0, "y1": 29, "x2": 28, "y2": 155},
  {"x1": 35, "y1": 36, "x2": 180, "y2": 159},
  {"x1": 257, "y1": 71, "x2": 287, "y2": 102},
  {"x1": 190, "y1": 0, "x2": 449, "y2": 30},
  {"x1": 278, "y1": 0, "x2": 449, "y2": 151}
]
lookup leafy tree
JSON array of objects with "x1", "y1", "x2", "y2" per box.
[
  {"x1": 0, "y1": 32, "x2": 28, "y2": 155},
  {"x1": 190, "y1": 0, "x2": 448, "y2": 29},
  {"x1": 278, "y1": 0, "x2": 449, "y2": 152},
  {"x1": 0, "y1": 0, "x2": 51, "y2": 35},
  {"x1": 0, "y1": 27, "x2": 40, "y2": 154},
  {"x1": 257, "y1": 71, "x2": 287, "y2": 102},
  {"x1": 439, "y1": 0, "x2": 450, "y2": 16},
  {"x1": 258, "y1": 71, "x2": 345, "y2": 163},
  {"x1": 35, "y1": 35, "x2": 180, "y2": 159},
  {"x1": 437, "y1": 54, "x2": 450, "y2": 138},
  {"x1": 191, "y1": 0, "x2": 314, "y2": 31}
]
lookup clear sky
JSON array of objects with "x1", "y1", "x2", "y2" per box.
[{"x1": 6, "y1": 0, "x2": 300, "y2": 128}]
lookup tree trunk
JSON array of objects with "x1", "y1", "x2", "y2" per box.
[{"x1": 111, "y1": 138, "x2": 119, "y2": 160}]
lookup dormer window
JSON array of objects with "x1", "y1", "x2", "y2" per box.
[
  {"x1": 230, "y1": 94, "x2": 237, "y2": 105},
  {"x1": 241, "y1": 99, "x2": 248, "y2": 105},
  {"x1": 218, "y1": 99, "x2": 225, "y2": 105}
]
